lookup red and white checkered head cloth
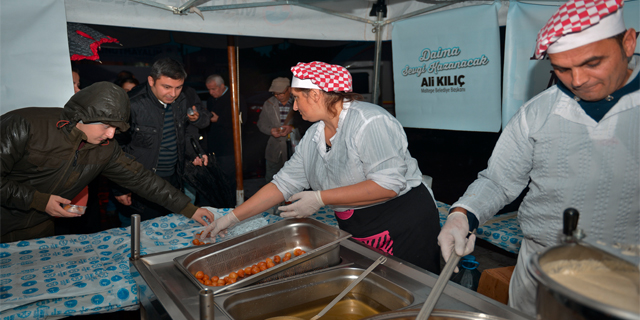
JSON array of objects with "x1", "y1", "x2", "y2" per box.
[
  {"x1": 291, "y1": 61, "x2": 353, "y2": 92},
  {"x1": 534, "y1": 0, "x2": 626, "y2": 59}
]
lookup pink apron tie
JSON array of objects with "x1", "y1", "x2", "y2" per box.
[
  {"x1": 353, "y1": 230, "x2": 394, "y2": 255},
  {"x1": 335, "y1": 209, "x2": 354, "y2": 220}
]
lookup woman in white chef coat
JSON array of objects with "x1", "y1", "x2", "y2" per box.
[{"x1": 202, "y1": 61, "x2": 441, "y2": 273}]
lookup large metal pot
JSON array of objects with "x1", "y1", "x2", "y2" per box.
[
  {"x1": 528, "y1": 209, "x2": 640, "y2": 320},
  {"x1": 360, "y1": 309, "x2": 508, "y2": 320}
]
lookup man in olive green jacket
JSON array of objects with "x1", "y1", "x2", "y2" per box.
[{"x1": 1, "y1": 82, "x2": 215, "y2": 242}]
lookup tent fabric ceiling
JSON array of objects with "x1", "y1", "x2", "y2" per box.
[
  {"x1": 89, "y1": 24, "x2": 285, "y2": 49},
  {"x1": 89, "y1": 23, "x2": 353, "y2": 49},
  {"x1": 65, "y1": 0, "x2": 510, "y2": 42}
]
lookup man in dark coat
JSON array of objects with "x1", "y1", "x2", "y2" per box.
[
  {"x1": 0, "y1": 82, "x2": 215, "y2": 242},
  {"x1": 113, "y1": 58, "x2": 210, "y2": 222}
]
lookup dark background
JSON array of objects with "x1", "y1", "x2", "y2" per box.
[{"x1": 73, "y1": 24, "x2": 523, "y2": 208}]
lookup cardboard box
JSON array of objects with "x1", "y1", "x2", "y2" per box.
[{"x1": 477, "y1": 266, "x2": 515, "y2": 304}]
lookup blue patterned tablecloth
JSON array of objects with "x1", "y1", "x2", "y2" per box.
[
  {"x1": 0, "y1": 208, "x2": 267, "y2": 319},
  {"x1": 0, "y1": 202, "x2": 521, "y2": 319}
]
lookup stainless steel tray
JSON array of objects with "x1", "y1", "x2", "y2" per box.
[
  {"x1": 173, "y1": 218, "x2": 351, "y2": 294},
  {"x1": 219, "y1": 267, "x2": 414, "y2": 320}
]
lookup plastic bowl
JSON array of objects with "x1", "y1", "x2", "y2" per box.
[{"x1": 63, "y1": 204, "x2": 87, "y2": 215}]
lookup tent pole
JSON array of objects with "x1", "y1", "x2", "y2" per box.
[
  {"x1": 227, "y1": 35, "x2": 244, "y2": 206},
  {"x1": 372, "y1": 9, "x2": 384, "y2": 105}
]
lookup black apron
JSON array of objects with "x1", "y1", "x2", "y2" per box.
[{"x1": 335, "y1": 184, "x2": 441, "y2": 274}]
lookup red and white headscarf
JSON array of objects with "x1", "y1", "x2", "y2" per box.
[
  {"x1": 534, "y1": 0, "x2": 626, "y2": 59},
  {"x1": 290, "y1": 61, "x2": 353, "y2": 92}
]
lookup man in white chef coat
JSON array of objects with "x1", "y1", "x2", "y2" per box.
[{"x1": 437, "y1": 0, "x2": 639, "y2": 316}]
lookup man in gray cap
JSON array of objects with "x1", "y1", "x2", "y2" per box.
[{"x1": 257, "y1": 77, "x2": 295, "y2": 183}]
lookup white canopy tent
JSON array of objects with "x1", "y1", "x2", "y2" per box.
[
  {"x1": 2, "y1": 0, "x2": 512, "y2": 115},
  {"x1": 64, "y1": 0, "x2": 506, "y2": 41},
  {"x1": 65, "y1": 0, "x2": 511, "y2": 106},
  {"x1": 13, "y1": 0, "x2": 617, "y2": 203},
  {"x1": 2, "y1": 0, "x2": 511, "y2": 203}
]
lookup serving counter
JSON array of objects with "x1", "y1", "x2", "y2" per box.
[
  {"x1": 131, "y1": 238, "x2": 532, "y2": 320},
  {"x1": 0, "y1": 203, "x2": 526, "y2": 319}
]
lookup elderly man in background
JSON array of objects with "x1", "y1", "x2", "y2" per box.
[
  {"x1": 437, "y1": 0, "x2": 639, "y2": 316},
  {"x1": 202, "y1": 74, "x2": 247, "y2": 203},
  {"x1": 257, "y1": 77, "x2": 295, "y2": 183},
  {"x1": 1, "y1": 82, "x2": 215, "y2": 242}
]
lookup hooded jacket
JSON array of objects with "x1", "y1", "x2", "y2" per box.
[{"x1": 1, "y1": 82, "x2": 197, "y2": 237}]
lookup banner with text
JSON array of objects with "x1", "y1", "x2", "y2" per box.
[
  {"x1": 502, "y1": 0, "x2": 639, "y2": 128},
  {"x1": 392, "y1": 2, "x2": 502, "y2": 132}
]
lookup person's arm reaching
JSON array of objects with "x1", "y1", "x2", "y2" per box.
[
  {"x1": 200, "y1": 183, "x2": 285, "y2": 239},
  {"x1": 278, "y1": 180, "x2": 396, "y2": 218},
  {"x1": 102, "y1": 148, "x2": 214, "y2": 225}
]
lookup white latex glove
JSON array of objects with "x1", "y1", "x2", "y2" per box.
[
  {"x1": 278, "y1": 191, "x2": 324, "y2": 219},
  {"x1": 437, "y1": 211, "x2": 476, "y2": 272},
  {"x1": 200, "y1": 211, "x2": 240, "y2": 240}
]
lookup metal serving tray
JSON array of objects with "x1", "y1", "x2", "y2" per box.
[
  {"x1": 173, "y1": 218, "x2": 351, "y2": 294},
  {"x1": 132, "y1": 239, "x2": 534, "y2": 320},
  {"x1": 220, "y1": 267, "x2": 414, "y2": 320}
]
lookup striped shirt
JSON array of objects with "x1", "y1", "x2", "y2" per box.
[
  {"x1": 279, "y1": 101, "x2": 291, "y2": 125},
  {"x1": 156, "y1": 103, "x2": 178, "y2": 176}
]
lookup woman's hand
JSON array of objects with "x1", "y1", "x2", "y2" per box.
[
  {"x1": 200, "y1": 211, "x2": 239, "y2": 240},
  {"x1": 278, "y1": 191, "x2": 324, "y2": 218}
]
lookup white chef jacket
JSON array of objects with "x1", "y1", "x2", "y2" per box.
[
  {"x1": 272, "y1": 100, "x2": 424, "y2": 212},
  {"x1": 453, "y1": 56, "x2": 640, "y2": 316}
]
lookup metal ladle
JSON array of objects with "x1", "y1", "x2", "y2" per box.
[
  {"x1": 415, "y1": 249, "x2": 461, "y2": 320},
  {"x1": 266, "y1": 255, "x2": 387, "y2": 320}
]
